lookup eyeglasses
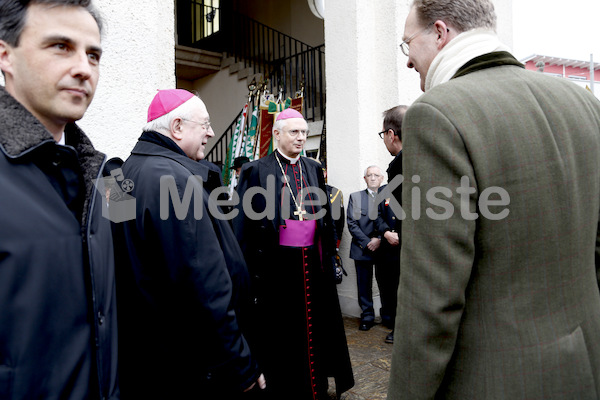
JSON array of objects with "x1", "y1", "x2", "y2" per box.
[
  {"x1": 378, "y1": 129, "x2": 395, "y2": 138},
  {"x1": 182, "y1": 118, "x2": 211, "y2": 130},
  {"x1": 285, "y1": 129, "x2": 309, "y2": 137},
  {"x1": 399, "y1": 22, "x2": 433, "y2": 56}
]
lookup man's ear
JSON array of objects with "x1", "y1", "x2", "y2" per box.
[
  {"x1": 170, "y1": 117, "x2": 184, "y2": 140},
  {"x1": 433, "y1": 20, "x2": 451, "y2": 49},
  {"x1": 0, "y1": 40, "x2": 14, "y2": 77},
  {"x1": 273, "y1": 128, "x2": 280, "y2": 142}
]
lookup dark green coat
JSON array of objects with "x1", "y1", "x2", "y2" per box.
[{"x1": 389, "y1": 52, "x2": 600, "y2": 400}]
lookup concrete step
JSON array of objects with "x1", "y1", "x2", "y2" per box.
[{"x1": 228, "y1": 61, "x2": 245, "y2": 74}]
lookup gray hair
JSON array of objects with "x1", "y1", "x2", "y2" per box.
[
  {"x1": 0, "y1": 0, "x2": 103, "y2": 46},
  {"x1": 364, "y1": 165, "x2": 382, "y2": 177},
  {"x1": 411, "y1": 0, "x2": 496, "y2": 33},
  {"x1": 272, "y1": 115, "x2": 308, "y2": 134},
  {"x1": 143, "y1": 95, "x2": 204, "y2": 133},
  {"x1": 272, "y1": 118, "x2": 287, "y2": 133}
]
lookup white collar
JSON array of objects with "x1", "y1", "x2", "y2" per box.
[
  {"x1": 276, "y1": 150, "x2": 301, "y2": 165},
  {"x1": 425, "y1": 29, "x2": 510, "y2": 92},
  {"x1": 367, "y1": 188, "x2": 377, "y2": 197}
]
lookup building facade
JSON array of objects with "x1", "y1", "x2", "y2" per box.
[
  {"x1": 522, "y1": 54, "x2": 600, "y2": 99},
  {"x1": 2, "y1": 0, "x2": 513, "y2": 317}
]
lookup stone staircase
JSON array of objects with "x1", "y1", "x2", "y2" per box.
[{"x1": 175, "y1": 45, "x2": 263, "y2": 86}]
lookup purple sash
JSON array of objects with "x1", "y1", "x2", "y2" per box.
[{"x1": 279, "y1": 219, "x2": 316, "y2": 247}]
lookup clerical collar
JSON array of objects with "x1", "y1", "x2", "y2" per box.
[{"x1": 276, "y1": 149, "x2": 300, "y2": 165}]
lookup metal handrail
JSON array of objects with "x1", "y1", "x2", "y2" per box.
[{"x1": 206, "y1": 108, "x2": 243, "y2": 168}]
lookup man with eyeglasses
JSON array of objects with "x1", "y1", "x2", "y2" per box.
[
  {"x1": 389, "y1": 0, "x2": 600, "y2": 399},
  {"x1": 113, "y1": 89, "x2": 265, "y2": 399},
  {"x1": 375, "y1": 105, "x2": 407, "y2": 345},
  {"x1": 233, "y1": 108, "x2": 354, "y2": 400}
]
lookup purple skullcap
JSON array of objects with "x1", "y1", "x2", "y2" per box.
[
  {"x1": 147, "y1": 89, "x2": 195, "y2": 122},
  {"x1": 276, "y1": 108, "x2": 304, "y2": 121}
]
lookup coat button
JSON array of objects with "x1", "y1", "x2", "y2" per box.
[{"x1": 98, "y1": 311, "x2": 105, "y2": 325}]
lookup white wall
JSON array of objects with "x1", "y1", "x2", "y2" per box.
[
  {"x1": 325, "y1": 0, "x2": 410, "y2": 317},
  {"x1": 77, "y1": 0, "x2": 176, "y2": 161}
]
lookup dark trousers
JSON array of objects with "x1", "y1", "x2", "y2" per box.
[
  {"x1": 355, "y1": 257, "x2": 400, "y2": 327},
  {"x1": 377, "y1": 253, "x2": 400, "y2": 328},
  {"x1": 355, "y1": 259, "x2": 381, "y2": 322}
]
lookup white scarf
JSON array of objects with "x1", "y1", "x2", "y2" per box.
[{"x1": 425, "y1": 28, "x2": 511, "y2": 92}]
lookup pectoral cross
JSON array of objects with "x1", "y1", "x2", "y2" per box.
[{"x1": 294, "y1": 206, "x2": 307, "y2": 221}]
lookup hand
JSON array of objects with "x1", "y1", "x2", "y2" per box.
[
  {"x1": 243, "y1": 374, "x2": 266, "y2": 392},
  {"x1": 366, "y1": 237, "x2": 381, "y2": 251},
  {"x1": 384, "y1": 231, "x2": 399, "y2": 246}
]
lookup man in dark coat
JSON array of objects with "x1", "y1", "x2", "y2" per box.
[
  {"x1": 347, "y1": 166, "x2": 385, "y2": 331},
  {"x1": 113, "y1": 89, "x2": 264, "y2": 399},
  {"x1": 233, "y1": 108, "x2": 354, "y2": 400},
  {"x1": 0, "y1": 1, "x2": 118, "y2": 398},
  {"x1": 375, "y1": 105, "x2": 407, "y2": 344}
]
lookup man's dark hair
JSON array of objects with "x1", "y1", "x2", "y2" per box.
[
  {"x1": 0, "y1": 0, "x2": 103, "y2": 46},
  {"x1": 382, "y1": 105, "x2": 408, "y2": 140}
]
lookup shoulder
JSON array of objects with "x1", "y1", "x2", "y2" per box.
[
  {"x1": 124, "y1": 151, "x2": 191, "y2": 184},
  {"x1": 301, "y1": 157, "x2": 325, "y2": 177},
  {"x1": 302, "y1": 156, "x2": 321, "y2": 168},
  {"x1": 349, "y1": 190, "x2": 364, "y2": 200}
]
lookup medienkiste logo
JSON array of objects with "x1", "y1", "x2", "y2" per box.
[{"x1": 96, "y1": 174, "x2": 510, "y2": 223}]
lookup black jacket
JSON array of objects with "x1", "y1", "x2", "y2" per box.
[
  {"x1": 0, "y1": 87, "x2": 119, "y2": 399},
  {"x1": 376, "y1": 151, "x2": 402, "y2": 260},
  {"x1": 113, "y1": 132, "x2": 259, "y2": 398}
]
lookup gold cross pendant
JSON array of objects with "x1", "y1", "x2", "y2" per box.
[{"x1": 294, "y1": 207, "x2": 307, "y2": 221}]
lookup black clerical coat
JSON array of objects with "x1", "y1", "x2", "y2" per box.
[
  {"x1": 233, "y1": 151, "x2": 354, "y2": 399},
  {"x1": 113, "y1": 132, "x2": 259, "y2": 399}
]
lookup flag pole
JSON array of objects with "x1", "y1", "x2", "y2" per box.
[{"x1": 590, "y1": 54, "x2": 595, "y2": 95}]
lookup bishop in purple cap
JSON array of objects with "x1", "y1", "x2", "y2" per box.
[
  {"x1": 112, "y1": 89, "x2": 266, "y2": 398},
  {"x1": 232, "y1": 109, "x2": 355, "y2": 399}
]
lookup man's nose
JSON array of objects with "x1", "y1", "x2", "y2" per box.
[{"x1": 71, "y1": 51, "x2": 93, "y2": 80}]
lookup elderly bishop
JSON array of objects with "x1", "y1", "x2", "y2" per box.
[{"x1": 233, "y1": 108, "x2": 354, "y2": 400}]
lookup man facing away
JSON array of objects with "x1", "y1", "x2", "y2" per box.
[
  {"x1": 233, "y1": 108, "x2": 354, "y2": 400},
  {"x1": 347, "y1": 166, "x2": 384, "y2": 331},
  {"x1": 113, "y1": 89, "x2": 265, "y2": 399},
  {"x1": 375, "y1": 105, "x2": 407, "y2": 344},
  {"x1": 0, "y1": 1, "x2": 119, "y2": 398},
  {"x1": 389, "y1": 0, "x2": 600, "y2": 399}
]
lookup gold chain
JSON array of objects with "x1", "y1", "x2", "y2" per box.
[{"x1": 275, "y1": 151, "x2": 306, "y2": 220}]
